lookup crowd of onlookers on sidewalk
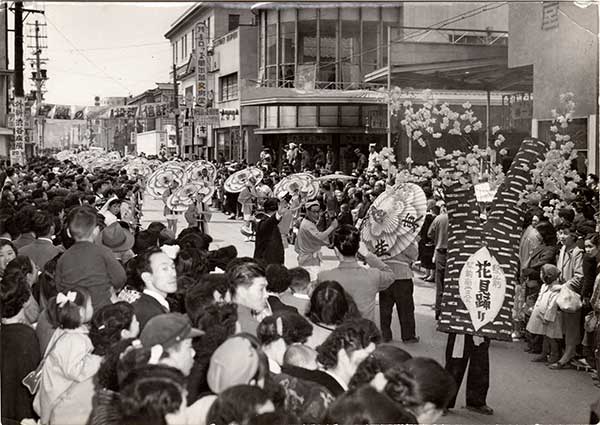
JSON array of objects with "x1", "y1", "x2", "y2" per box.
[{"x1": 0, "y1": 143, "x2": 598, "y2": 425}]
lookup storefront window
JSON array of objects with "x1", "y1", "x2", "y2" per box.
[
  {"x1": 280, "y1": 106, "x2": 296, "y2": 127},
  {"x1": 298, "y1": 105, "x2": 317, "y2": 127},
  {"x1": 320, "y1": 105, "x2": 338, "y2": 126},
  {"x1": 266, "y1": 106, "x2": 278, "y2": 128},
  {"x1": 298, "y1": 9, "x2": 317, "y2": 65},
  {"x1": 340, "y1": 106, "x2": 360, "y2": 126}
]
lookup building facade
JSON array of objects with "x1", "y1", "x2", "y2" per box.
[
  {"x1": 508, "y1": 1, "x2": 598, "y2": 174},
  {"x1": 164, "y1": 3, "x2": 258, "y2": 160},
  {"x1": 247, "y1": 3, "x2": 519, "y2": 167}
]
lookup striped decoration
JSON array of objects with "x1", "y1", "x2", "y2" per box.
[{"x1": 437, "y1": 139, "x2": 547, "y2": 341}]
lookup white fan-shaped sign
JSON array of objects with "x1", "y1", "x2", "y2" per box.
[{"x1": 458, "y1": 246, "x2": 506, "y2": 331}]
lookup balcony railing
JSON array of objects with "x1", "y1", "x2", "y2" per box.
[{"x1": 250, "y1": 78, "x2": 388, "y2": 91}]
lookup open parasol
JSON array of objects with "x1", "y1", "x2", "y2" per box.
[
  {"x1": 166, "y1": 183, "x2": 201, "y2": 212},
  {"x1": 360, "y1": 182, "x2": 427, "y2": 260},
  {"x1": 274, "y1": 172, "x2": 319, "y2": 200},
  {"x1": 146, "y1": 165, "x2": 186, "y2": 199},
  {"x1": 185, "y1": 160, "x2": 217, "y2": 183},
  {"x1": 224, "y1": 167, "x2": 263, "y2": 193},
  {"x1": 317, "y1": 173, "x2": 357, "y2": 181}
]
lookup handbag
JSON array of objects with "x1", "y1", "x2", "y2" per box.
[
  {"x1": 556, "y1": 284, "x2": 583, "y2": 313},
  {"x1": 22, "y1": 331, "x2": 65, "y2": 395}
]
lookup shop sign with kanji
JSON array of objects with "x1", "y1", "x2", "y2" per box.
[{"x1": 458, "y1": 247, "x2": 506, "y2": 331}]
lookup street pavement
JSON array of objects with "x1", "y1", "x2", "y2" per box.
[{"x1": 141, "y1": 196, "x2": 599, "y2": 424}]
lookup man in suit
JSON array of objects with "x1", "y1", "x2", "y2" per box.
[
  {"x1": 132, "y1": 247, "x2": 178, "y2": 330},
  {"x1": 254, "y1": 198, "x2": 288, "y2": 265},
  {"x1": 20, "y1": 211, "x2": 61, "y2": 271},
  {"x1": 318, "y1": 225, "x2": 396, "y2": 322}
]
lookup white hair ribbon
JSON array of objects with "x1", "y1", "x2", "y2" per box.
[
  {"x1": 148, "y1": 344, "x2": 164, "y2": 365},
  {"x1": 56, "y1": 291, "x2": 77, "y2": 307},
  {"x1": 160, "y1": 244, "x2": 180, "y2": 260}
]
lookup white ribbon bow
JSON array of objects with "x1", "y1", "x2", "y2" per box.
[
  {"x1": 56, "y1": 291, "x2": 77, "y2": 307},
  {"x1": 160, "y1": 244, "x2": 180, "y2": 260},
  {"x1": 148, "y1": 344, "x2": 164, "y2": 365}
]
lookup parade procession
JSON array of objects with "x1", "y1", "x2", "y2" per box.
[{"x1": 0, "y1": 1, "x2": 599, "y2": 425}]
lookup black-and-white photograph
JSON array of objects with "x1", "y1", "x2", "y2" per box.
[{"x1": 0, "y1": 1, "x2": 599, "y2": 424}]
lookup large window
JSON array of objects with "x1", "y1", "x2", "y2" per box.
[
  {"x1": 319, "y1": 8, "x2": 338, "y2": 87},
  {"x1": 362, "y1": 7, "x2": 380, "y2": 75},
  {"x1": 266, "y1": 10, "x2": 278, "y2": 85},
  {"x1": 298, "y1": 9, "x2": 317, "y2": 65},
  {"x1": 280, "y1": 9, "x2": 296, "y2": 87},
  {"x1": 228, "y1": 14, "x2": 240, "y2": 31},
  {"x1": 219, "y1": 73, "x2": 238, "y2": 101}
]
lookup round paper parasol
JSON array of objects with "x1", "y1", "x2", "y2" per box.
[
  {"x1": 224, "y1": 167, "x2": 263, "y2": 193},
  {"x1": 166, "y1": 183, "x2": 201, "y2": 212},
  {"x1": 107, "y1": 151, "x2": 122, "y2": 161},
  {"x1": 317, "y1": 173, "x2": 357, "y2": 181},
  {"x1": 360, "y1": 182, "x2": 427, "y2": 259},
  {"x1": 186, "y1": 160, "x2": 217, "y2": 183},
  {"x1": 55, "y1": 150, "x2": 74, "y2": 162},
  {"x1": 123, "y1": 161, "x2": 152, "y2": 178},
  {"x1": 146, "y1": 165, "x2": 186, "y2": 199},
  {"x1": 274, "y1": 172, "x2": 319, "y2": 200}
]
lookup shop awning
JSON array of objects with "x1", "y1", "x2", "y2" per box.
[{"x1": 0, "y1": 127, "x2": 12, "y2": 136}]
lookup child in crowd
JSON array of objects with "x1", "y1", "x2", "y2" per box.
[
  {"x1": 55, "y1": 206, "x2": 126, "y2": 310},
  {"x1": 526, "y1": 264, "x2": 563, "y2": 364},
  {"x1": 280, "y1": 267, "x2": 311, "y2": 313},
  {"x1": 34, "y1": 289, "x2": 102, "y2": 424}
]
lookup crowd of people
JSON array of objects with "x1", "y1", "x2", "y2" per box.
[{"x1": 0, "y1": 141, "x2": 598, "y2": 425}]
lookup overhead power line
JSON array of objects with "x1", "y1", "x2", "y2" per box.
[{"x1": 45, "y1": 14, "x2": 133, "y2": 95}]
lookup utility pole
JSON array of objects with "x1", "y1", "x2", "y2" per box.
[
  {"x1": 27, "y1": 19, "x2": 48, "y2": 151},
  {"x1": 172, "y1": 63, "x2": 181, "y2": 156},
  {"x1": 14, "y1": 2, "x2": 23, "y2": 97}
]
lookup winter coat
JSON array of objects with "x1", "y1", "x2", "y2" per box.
[
  {"x1": 526, "y1": 282, "x2": 563, "y2": 338},
  {"x1": 33, "y1": 326, "x2": 102, "y2": 424}
]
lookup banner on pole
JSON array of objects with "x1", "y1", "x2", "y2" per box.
[{"x1": 195, "y1": 22, "x2": 208, "y2": 107}]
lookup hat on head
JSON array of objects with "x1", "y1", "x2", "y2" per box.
[
  {"x1": 100, "y1": 222, "x2": 135, "y2": 253},
  {"x1": 207, "y1": 337, "x2": 259, "y2": 393},
  {"x1": 289, "y1": 143, "x2": 297, "y2": 148},
  {"x1": 305, "y1": 200, "x2": 320, "y2": 210},
  {"x1": 140, "y1": 313, "x2": 204, "y2": 350},
  {"x1": 354, "y1": 148, "x2": 361, "y2": 154}
]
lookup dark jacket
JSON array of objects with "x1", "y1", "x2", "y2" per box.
[
  {"x1": 281, "y1": 365, "x2": 345, "y2": 397},
  {"x1": 268, "y1": 295, "x2": 298, "y2": 314},
  {"x1": 1, "y1": 324, "x2": 41, "y2": 424},
  {"x1": 522, "y1": 244, "x2": 559, "y2": 282},
  {"x1": 254, "y1": 212, "x2": 284, "y2": 265},
  {"x1": 131, "y1": 293, "x2": 169, "y2": 331}
]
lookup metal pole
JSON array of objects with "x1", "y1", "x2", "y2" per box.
[
  {"x1": 387, "y1": 25, "x2": 391, "y2": 149},
  {"x1": 172, "y1": 63, "x2": 181, "y2": 156}
]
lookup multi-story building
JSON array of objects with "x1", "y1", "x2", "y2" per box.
[
  {"x1": 164, "y1": 3, "x2": 259, "y2": 160},
  {"x1": 508, "y1": 1, "x2": 598, "y2": 174},
  {"x1": 246, "y1": 2, "x2": 529, "y2": 168}
]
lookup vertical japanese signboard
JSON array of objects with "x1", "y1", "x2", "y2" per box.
[
  {"x1": 13, "y1": 97, "x2": 25, "y2": 151},
  {"x1": 195, "y1": 22, "x2": 208, "y2": 107}
]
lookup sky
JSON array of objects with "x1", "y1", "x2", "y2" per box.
[{"x1": 21, "y1": 2, "x2": 191, "y2": 105}]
